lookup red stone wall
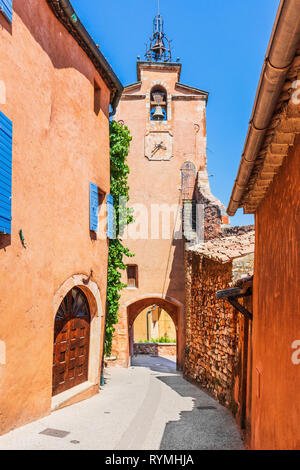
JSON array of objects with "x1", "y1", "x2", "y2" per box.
[
  {"x1": 197, "y1": 192, "x2": 224, "y2": 241},
  {"x1": 184, "y1": 252, "x2": 239, "y2": 409},
  {"x1": 184, "y1": 249, "x2": 253, "y2": 442},
  {"x1": 251, "y1": 136, "x2": 300, "y2": 450},
  {"x1": 133, "y1": 343, "x2": 176, "y2": 357},
  {"x1": 0, "y1": 1, "x2": 111, "y2": 434}
]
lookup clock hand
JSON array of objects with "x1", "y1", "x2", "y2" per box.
[
  {"x1": 151, "y1": 141, "x2": 166, "y2": 156},
  {"x1": 151, "y1": 143, "x2": 161, "y2": 155},
  {"x1": 158, "y1": 141, "x2": 167, "y2": 150}
]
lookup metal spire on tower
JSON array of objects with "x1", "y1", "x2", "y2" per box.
[{"x1": 145, "y1": 1, "x2": 172, "y2": 63}]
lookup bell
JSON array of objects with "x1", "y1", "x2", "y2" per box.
[
  {"x1": 152, "y1": 105, "x2": 165, "y2": 121},
  {"x1": 153, "y1": 39, "x2": 164, "y2": 53}
]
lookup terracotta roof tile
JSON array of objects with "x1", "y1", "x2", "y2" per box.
[{"x1": 188, "y1": 230, "x2": 255, "y2": 264}]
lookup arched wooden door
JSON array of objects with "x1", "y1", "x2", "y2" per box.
[{"x1": 52, "y1": 287, "x2": 90, "y2": 396}]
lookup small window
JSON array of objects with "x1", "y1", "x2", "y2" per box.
[
  {"x1": 181, "y1": 161, "x2": 196, "y2": 200},
  {"x1": 94, "y1": 81, "x2": 101, "y2": 115},
  {"x1": 150, "y1": 86, "x2": 167, "y2": 121},
  {"x1": 0, "y1": 111, "x2": 12, "y2": 235},
  {"x1": 127, "y1": 265, "x2": 138, "y2": 288}
]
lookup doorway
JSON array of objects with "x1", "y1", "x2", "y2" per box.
[
  {"x1": 126, "y1": 296, "x2": 184, "y2": 369},
  {"x1": 52, "y1": 287, "x2": 91, "y2": 396}
]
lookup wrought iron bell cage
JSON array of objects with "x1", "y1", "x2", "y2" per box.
[{"x1": 145, "y1": 14, "x2": 172, "y2": 63}]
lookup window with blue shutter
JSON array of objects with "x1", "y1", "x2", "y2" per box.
[
  {"x1": 107, "y1": 194, "x2": 114, "y2": 239},
  {"x1": 89, "y1": 182, "x2": 99, "y2": 233},
  {"x1": 0, "y1": 0, "x2": 13, "y2": 23},
  {"x1": 0, "y1": 111, "x2": 12, "y2": 235}
]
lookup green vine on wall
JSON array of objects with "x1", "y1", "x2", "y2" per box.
[{"x1": 105, "y1": 120, "x2": 134, "y2": 356}]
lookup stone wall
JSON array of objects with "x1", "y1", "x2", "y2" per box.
[
  {"x1": 197, "y1": 169, "x2": 230, "y2": 241},
  {"x1": 223, "y1": 225, "x2": 254, "y2": 237},
  {"x1": 184, "y1": 252, "x2": 239, "y2": 409},
  {"x1": 133, "y1": 343, "x2": 177, "y2": 357}
]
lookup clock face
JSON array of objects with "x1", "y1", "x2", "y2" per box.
[{"x1": 145, "y1": 131, "x2": 173, "y2": 161}]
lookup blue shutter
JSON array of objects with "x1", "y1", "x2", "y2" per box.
[
  {"x1": 0, "y1": 0, "x2": 13, "y2": 22},
  {"x1": 107, "y1": 194, "x2": 114, "y2": 239},
  {"x1": 0, "y1": 111, "x2": 12, "y2": 235},
  {"x1": 89, "y1": 182, "x2": 99, "y2": 232}
]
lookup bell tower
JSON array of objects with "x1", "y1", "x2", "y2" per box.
[{"x1": 112, "y1": 10, "x2": 227, "y2": 369}]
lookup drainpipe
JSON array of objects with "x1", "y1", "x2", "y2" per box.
[
  {"x1": 109, "y1": 107, "x2": 117, "y2": 119},
  {"x1": 147, "y1": 311, "x2": 151, "y2": 342},
  {"x1": 227, "y1": 0, "x2": 300, "y2": 215},
  {"x1": 100, "y1": 300, "x2": 108, "y2": 387},
  {"x1": 146, "y1": 306, "x2": 158, "y2": 342}
]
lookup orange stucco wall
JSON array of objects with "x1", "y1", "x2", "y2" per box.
[
  {"x1": 112, "y1": 63, "x2": 208, "y2": 369},
  {"x1": 251, "y1": 136, "x2": 300, "y2": 449},
  {"x1": 0, "y1": 1, "x2": 111, "y2": 434}
]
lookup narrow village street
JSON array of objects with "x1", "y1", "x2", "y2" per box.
[
  {"x1": 1, "y1": 0, "x2": 299, "y2": 452},
  {"x1": 0, "y1": 356, "x2": 244, "y2": 451}
]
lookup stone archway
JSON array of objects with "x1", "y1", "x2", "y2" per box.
[
  {"x1": 126, "y1": 295, "x2": 184, "y2": 370},
  {"x1": 53, "y1": 275, "x2": 104, "y2": 393}
]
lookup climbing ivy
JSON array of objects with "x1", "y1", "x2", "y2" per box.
[{"x1": 105, "y1": 120, "x2": 134, "y2": 356}]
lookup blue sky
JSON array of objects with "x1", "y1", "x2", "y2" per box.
[{"x1": 71, "y1": 0, "x2": 280, "y2": 226}]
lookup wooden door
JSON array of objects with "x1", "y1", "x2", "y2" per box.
[{"x1": 52, "y1": 287, "x2": 90, "y2": 396}]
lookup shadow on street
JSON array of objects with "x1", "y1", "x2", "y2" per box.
[{"x1": 132, "y1": 355, "x2": 244, "y2": 450}]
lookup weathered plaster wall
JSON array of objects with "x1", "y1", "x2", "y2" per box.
[
  {"x1": 134, "y1": 307, "x2": 176, "y2": 343},
  {"x1": 251, "y1": 136, "x2": 300, "y2": 450},
  {"x1": 0, "y1": 0, "x2": 111, "y2": 434}
]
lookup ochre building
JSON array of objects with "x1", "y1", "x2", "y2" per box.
[
  {"x1": 227, "y1": 0, "x2": 300, "y2": 450},
  {"x1": 0, "y1": 0, "x2": 122, "y2": 435}
]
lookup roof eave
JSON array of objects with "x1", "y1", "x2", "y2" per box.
[
  {"x1": 47, "y1": 0, "x2": 123, "y2": 110},
  {"x1": 227, "y1": 0, "x2": 300, "y2": 216},
  {"x1": 136, "y1": 61, "x2": 182, "y2": 82},
  {"x1": 175, "y1": 82, "x2": 209, "y2": 100}
]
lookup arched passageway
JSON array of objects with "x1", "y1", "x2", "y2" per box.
[
  {"x1": 126, "y1": 296, "x2": 184, "y2": 370},
  {"x1": 133, "y1": 306, "x2": 176, "y2": 344}
]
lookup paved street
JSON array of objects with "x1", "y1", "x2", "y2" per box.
[{"x1": 0, "y1": 356, "x2": 244, "y2": 450}]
